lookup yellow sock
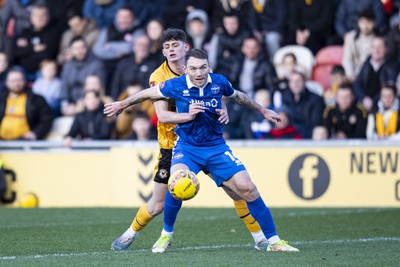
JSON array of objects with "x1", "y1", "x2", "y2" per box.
[
  {"x1": 234, "y1": 200, "x2": 262, "y2": 233},
  {"x1": 131, "y1": 204, "x2": 154, "y2": 232}
]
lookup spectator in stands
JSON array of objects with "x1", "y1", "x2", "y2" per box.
[
  {"x1": 185, "y1": 9, "x2": 211, "y2": 50},
  {"x1": 287, "y1": 0, "x2": 335, "y2": 54},
  {"x1": 312, "y1": 126, "x2": 328, "y2": 140},
  {"x1": 247, "y1": 89, "x2": 273, "y2": 139},
  {"x1": 92, "y1": 6, "x2": 143, "y2": 92},
  {"x1": 366, "y1": 84, "x2": 400, "y2": 139},
  {"x1": 114, "y1": 82, "x2": 156, "y2": 139},
  {"x1": 110, "y1": 34, "x2": 158, "y2": 100},
  {"x1": 335, "y1": 0, "x2": 385, "y2": 39},
  {"x1": 57, "y1": 11, "x2": 99, "y2": 64},
  {"x1": 83, "y1": 0, "x2": 126, "y2": 29},
  {"x1": 208, "y1": 13, "x2": 250, "y2": 77},
  {"x1": 354, "y1": 36, "x2": 400, "y2": 112},
  {"x1": 210, "y1": 0, "x2": 250, "y2": 31},
  {"x1": 74, "y1": 75, "x2": 113, "y2": 114},
  {"x1": 161, "y1": 0, "x2": 213, "y2": 29},
  {"x1": 229, "y1": 36, "x2": 278, "y2": 99},
  {"x1": 12, "y1": 4, "x2": 60, "y2": 80},
  {"x1": 324, "y1": 65, "x2": 348, "y2": 105},
  {"x1": 323, "y1": 83, "x2": 368, "y2": 139},
  {"x1": 63, "y1": 90, "x2": 113, "y2": 146},
  {"x1": 342, "y1": 9, "x2": 376, "y2": 80},
  {"x1": 0, "y1": 68, "x2": 52, "y2": 140},
  {"x1": 282, "y1": 71, "x2": 325, "y2": 138},
  {"x1": 60, "y1": 37, "x2": 105, "y2": 116},
  {"x1": 126, "y1": 0, "x2": 163, "y2": 27},
  {"x1": 32, "y1": 60, "x2": 62, "y2": 115},
  {"x1": 127, "y1": 111, "x2": 157, "y2": 141},
  {"x1": 0, "y1": 52, "x2": 9, "y2": 93},
  {"x1": 145, "y1": 18, "x2": 165, "y2": 62},
  {"x1": 0, "y1": 0, "x2": 44, "y2": 38},
  {"x1": 387, "y1": 12, "x2": 400, "y2": 62},
  {"x1": 265, "y1": 105, "x2": 302, "y2": 140},
  {"x1": 249, "y1": 0, "x2": 287, "y2": 56}
]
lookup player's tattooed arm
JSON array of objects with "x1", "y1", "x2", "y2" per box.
[
  {"x1": 232, "y1": 90, "x2": 281, "y2": 123},
  {"x1": 104, "y1": 86, "x2": 163, "y2": 117}
]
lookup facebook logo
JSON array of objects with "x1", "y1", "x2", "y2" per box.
[{"x1": 288, "y1": 154, "x2": 330, "y2": 200}]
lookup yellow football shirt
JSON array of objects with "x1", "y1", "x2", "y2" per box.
[
  {"x1": 149, "y1": 61, "x2": 181, "y2": 149},
  {"x1": 0, "y1": 93, "x2": 30, "y2": 140}
]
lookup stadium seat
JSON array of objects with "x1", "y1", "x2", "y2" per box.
[
  {"x1": 46, "y1": 116, "x2": 74, "y2": 141},
  {"x1": 273, "y1": 45, "x2": 315, "y2": 78},
  {"x1": 311, "y1": 45, "x2": 344, "y2": 90}
]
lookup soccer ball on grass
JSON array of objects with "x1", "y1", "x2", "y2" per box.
[{"x1": 168, "y1": 169, "x2": 200, "y2": 201}]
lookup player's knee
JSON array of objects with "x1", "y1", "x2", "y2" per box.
[
  {"x1": 240, "y1": 183, "x2": 259, "y2": 201},
  {"x1": 147, "y1": 202, "x2": 164, "y2": 217}
]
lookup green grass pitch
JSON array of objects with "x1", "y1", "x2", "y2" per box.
[{"x1": 0, "y1": 207, "x2": 399, "y2": 266}]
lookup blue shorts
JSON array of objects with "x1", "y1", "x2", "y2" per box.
[{"x1": 172, "y1": 142, "x2": 246, "y2": 186}]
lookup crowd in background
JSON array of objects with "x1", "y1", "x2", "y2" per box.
[{"x1": 1, "y1": 0, "x2": 400, "y2": 144}]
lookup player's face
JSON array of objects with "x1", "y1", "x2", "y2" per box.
[
  {"x1": 162, "y1": 40, "x2": 189, "y2": 62},
  {"x1": 184, "y1": 57, "x2": 210, "y2": 88}
]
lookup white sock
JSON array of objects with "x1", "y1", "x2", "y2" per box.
[
  {"x1": 125, "y1": 227, "x2": 137, "y2": 237},
  {"x1": 161, "y1": 229, "x2": 173, "y2": 237},
  {"x1": 251, "y1": 231, "x2": 267, "y2": 243},
  {"x1": 267, "y1": 235, "x2": 281, "y2": 244}
]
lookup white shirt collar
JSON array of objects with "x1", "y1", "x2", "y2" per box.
[{"x1": 185, "y1": 74, "x2": 212, "y2": 90}]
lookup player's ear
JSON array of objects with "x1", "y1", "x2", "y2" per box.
[
  {"x1": 184, "y1": 43, "x2": 190, "y2": 52},
  {"x1": 183, "y1": 65, "x2": 187, "y2": 74}
]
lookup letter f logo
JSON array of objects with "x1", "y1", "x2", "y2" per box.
[{"x1": 299, "y1": 156, "x2": 319, "y2": 198}]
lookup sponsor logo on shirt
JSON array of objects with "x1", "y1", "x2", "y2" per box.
[{"x1": 189, "y1": 98, "x2": 218, "y2": 108}]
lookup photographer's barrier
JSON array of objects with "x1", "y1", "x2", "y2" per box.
[{"x1": 0, "y1": 141, "x2": 399, "y2": 207}]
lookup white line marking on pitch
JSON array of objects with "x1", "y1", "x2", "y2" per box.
[{"x1": 1, "y1": 237, "x2": 399, "y2": 261}]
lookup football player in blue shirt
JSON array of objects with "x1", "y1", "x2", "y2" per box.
[{"x1": 104, "y1": 48, "x2": 299, "y2": 252}]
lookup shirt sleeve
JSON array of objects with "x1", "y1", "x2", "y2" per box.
[
  {"x1": 157, "y1": 79, "x2": 174, "y2": 98},
  {"x1": 221, "y1": 76, "x2": 236, "y2": 98}
]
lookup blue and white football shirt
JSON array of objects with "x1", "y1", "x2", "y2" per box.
[{"x1": 157, "y1": 73, "x2": 236, "y2": 146}]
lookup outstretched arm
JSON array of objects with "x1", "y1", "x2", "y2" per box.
[
  {"x1": 104, "y1": 86, "x2": 163, "y2": 117},
  {"x1": 231, "y1": 90, "x2": 281, "y2": 123},
  {"x1": 155, "y1": 101, "x2": 207, "y2": 124}
]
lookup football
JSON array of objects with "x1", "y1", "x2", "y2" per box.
[{"x1": 168, "y1": 169, "x2": 200, "y2": 201}]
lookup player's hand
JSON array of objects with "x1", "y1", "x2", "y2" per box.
[
  {"x1": 188, "y1": 103, "x2": 206, "y2": 119},
  {"x1": 262, "y1": 109, "x2": 281, "y2": 123},
  {"x1": 216, "y1": 108, "x2": 229, "y2": 124},
  {"x1": 104, "y1": 101, "x2": 125, "y2": 117}
]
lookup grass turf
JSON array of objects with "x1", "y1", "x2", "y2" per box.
[{"x1": 0, "y1": 207, "x2": 399, "y2": 266}]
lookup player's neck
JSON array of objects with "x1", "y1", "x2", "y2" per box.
[{"x1": 168, "y1": 60, "x2": 185, "y2": 75}]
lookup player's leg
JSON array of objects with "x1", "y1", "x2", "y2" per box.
[
  {"x1": 221, "y1": 185, "x2": 268, "y2": 250},
  {"x1": 222, "y1": 170, "x2": 299, "y2": 252},
  {"x1": 152, "y1": 163, "x2": 188, "y2": 253},
  {"x1": 111, "y1": 149, "x2": 171, "y2": 251}
]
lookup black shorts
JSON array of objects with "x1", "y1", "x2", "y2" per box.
[{"x1": 153, "y1": 148, "x2": 172, "y2": 184}]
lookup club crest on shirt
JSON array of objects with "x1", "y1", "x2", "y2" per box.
[
  {"x1": 183, "y1": 89, "x2": 190, "y2": 96},
  {"x1": 211, "y1": 85, "x2": 220, "y2": 94}
]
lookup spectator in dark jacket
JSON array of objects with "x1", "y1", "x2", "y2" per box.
[
  {"x1": 249, "y1": 0, "x2": 287, "y2": 56},
  {"x1": 92, "y1": 6, "x2": 144, "y2": 91},
  {"x1": 208, "y1": 13, "x2": 251, "y2": 77},
  {"x1": 229, "y1": 36, "x2": 278, "y2": 98},
  {"x1": 83, "y1": 0, "x2": 126, "y2": 29},
  {"x1": 282, "y1": 71, "x2": 325, "y2": 138},
  {"x1": 185, "y1": 9, "x2": 211, "y2": 50},
  {"x1": 323, "y1": 83, "x2": 368, "y2": 139},
  {"x1": 335, "y1": 0, "x2": 385, "y2": 38},
  {"x1": 0, "y1": 52, "x2": 8, "y2": 93},
  {"x1": 354, "y1": 36, "x2": 400, "y2": 112},
  {"x1": 210, "y1": 0, "x2": 250, "y2": 31},
  {"x1": 0, "y1": 68, "x2": 52, "y2": 140},
  {"x1": 287, "y1": 0, "x2": 335, "y2": 54},
  {"x1": 60, "y1": 37, "x2": 105, "y2": 116},
  {"x1": 111, "y1": 34, "x2": 158, "y2": 100},
  {"x1": 64, "y1": 90, "x2": 113, "y2": 147},
  {"x1": 12, "y1": 4, "x2": 60, "y2": 79}
]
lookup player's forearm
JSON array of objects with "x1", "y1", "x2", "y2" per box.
[
  {"x1": 232, "y1": 90, "x2": 264, "y2": 113},
  {"x1": 157, "y1": 111, "x2": 194, "y2": 124},
  {"x1": 120, "y1": 86, "x2": 161, "y2": 109}
]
